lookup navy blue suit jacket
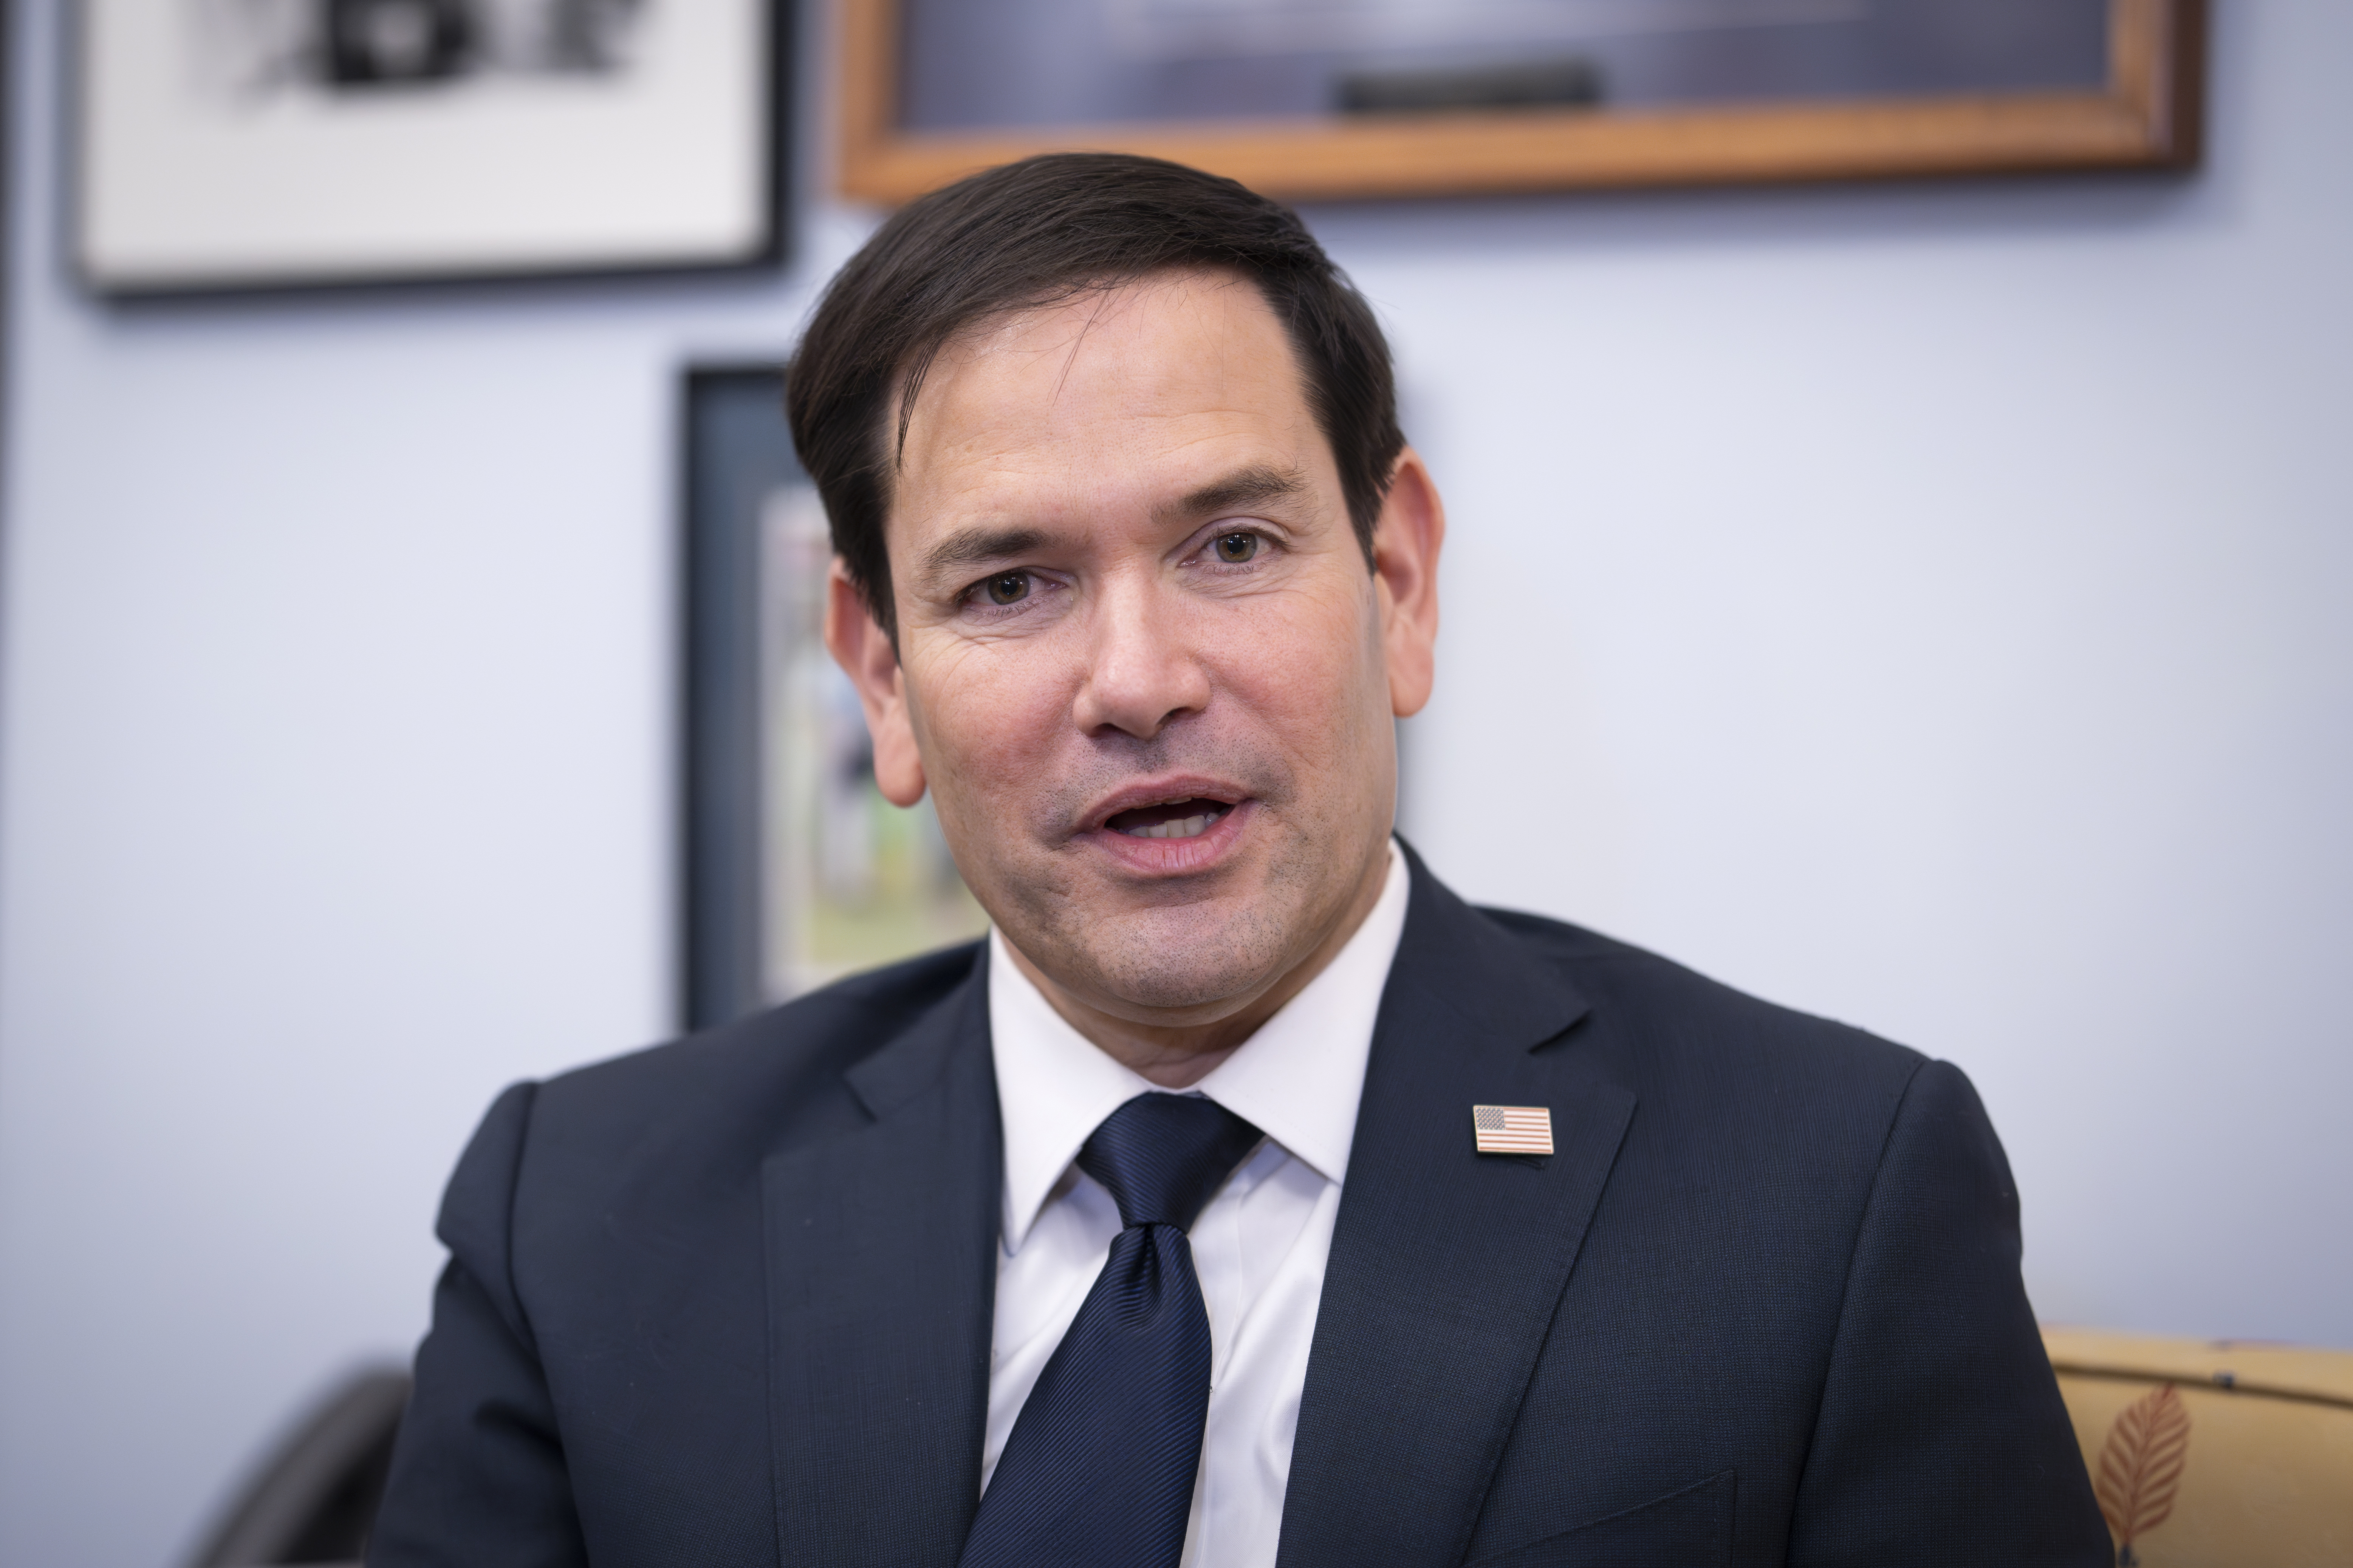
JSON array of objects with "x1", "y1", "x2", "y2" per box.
[{"x1": 372, "y1": 850, "x2": 2107, "y2": 1566}]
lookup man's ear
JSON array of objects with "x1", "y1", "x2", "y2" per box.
[
  {"x1": 1372, "y1": 447, "x2": 1445, "y2": 718},
  {"x1": 822, "y1": 560, "x2": 929, "y2": 807}
]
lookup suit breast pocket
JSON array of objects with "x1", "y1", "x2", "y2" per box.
[{"x1": 1465, "y1": 1471, "x2": 1735, "y2": 1568}]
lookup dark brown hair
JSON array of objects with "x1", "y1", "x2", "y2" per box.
[{"x1": 785, "y1": 152, "x2": 1404, "y2": 633}]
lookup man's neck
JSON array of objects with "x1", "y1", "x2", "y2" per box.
[{"x1": 1002, "y1": 844, "x2": 1394, "y2": 1089}]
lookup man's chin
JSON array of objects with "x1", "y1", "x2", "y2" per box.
[{"x1": 1022, "y1": 905, "x2": 1301, "y2": 1019}]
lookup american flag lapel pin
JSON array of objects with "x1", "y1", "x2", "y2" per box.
[{"x1": 1472, "y1": 1104, "x2": 1554, "y2": 1156}]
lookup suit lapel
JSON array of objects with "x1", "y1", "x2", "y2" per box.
[
  {"x1": 765, "y1": 964, "x2": 1001, "y2": 1568},
  {"x1": 1277, "y1": 849, "x2": 1636, "y2": 1568}
]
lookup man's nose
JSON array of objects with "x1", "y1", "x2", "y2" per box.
[{"x1": 1070, "y1": 578, "x2": 1212, "y2": 741}]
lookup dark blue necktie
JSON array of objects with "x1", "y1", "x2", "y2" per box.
[{"x1": 959, "y1": 1091, "x2": 1264, "y2": 1568}]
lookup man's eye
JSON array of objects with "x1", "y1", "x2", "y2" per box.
[
  {"x1": 983, "y1": 572, "x2": 1031, "y2": 606},
  {"x1": 1214, "y1": 532, "x2": 1260, "y2": 564}
]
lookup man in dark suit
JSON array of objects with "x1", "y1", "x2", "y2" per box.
[{"x1": 372, "y1": 154, "x2": 2108, "y2": 1566}]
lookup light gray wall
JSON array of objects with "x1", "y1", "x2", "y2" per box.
[{"x1": 3, "y1": 2, "x2": 2345, "y2": 1563}]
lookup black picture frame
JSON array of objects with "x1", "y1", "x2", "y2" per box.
[
  {"x1": 73, "y1": 0, "x2": 793, "y2": 297},
  {"x1": 679, "y1": 366, "x2": 799, "y2": 1033}
]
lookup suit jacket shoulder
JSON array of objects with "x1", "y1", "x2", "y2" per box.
[
  {"x1": 1474, "y1": 904, "x2": 1932, "y2": 1192},
  {"x1": 1481, "y1": 902, "x2": 1926, "y2": 1096},
  {"x1": 523, "y1": 939, "x2": 985, "y2": 1177},
  {"x1": 384, "y1": 941, "x2": 993, "y2": 1568}
]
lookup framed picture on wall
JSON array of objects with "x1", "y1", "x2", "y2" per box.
[
  {"x1": 679, "y1": 366, "x2": 989, "y2": 1033},
  {"x1": 838, "y1": 0, "x2": 2201, "y2": 205},
  {"x1": 75, "y1": 0, "x2": 788, "y2": 294}
]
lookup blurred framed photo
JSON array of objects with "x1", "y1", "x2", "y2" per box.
[
  {"x1": 76, "y1": 0, "x2": 786, "y2": 293},
  {"x1": 838, "y1": 0, "x2": 2201, "y2": 204},
  {"x1": 679, "y1": 367, "x2": 989, "y2": 1032}
]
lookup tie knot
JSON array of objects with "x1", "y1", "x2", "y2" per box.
[{"x1": 1077, "y1": 1093, "x2": 1263, "y2": 1232}]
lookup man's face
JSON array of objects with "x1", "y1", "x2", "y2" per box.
[{"x1": 830, "y1": 269, "x2": 1442, "y2": 1028}]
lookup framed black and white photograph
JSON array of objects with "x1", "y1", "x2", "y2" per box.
[
  {"x1": 76, "y1": 0, "x2": 786, "y2": 293},
  {"x1": 679, "y1": 366, "x2": 988, "y2": 1033}
]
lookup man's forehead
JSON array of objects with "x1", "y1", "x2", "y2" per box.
[
  {"x1": 889, "y1": 273, "x2": 1328, "y2": 551},
  {"x1": 903, "y1": 272, "x2": 1310, "y2": 451}
]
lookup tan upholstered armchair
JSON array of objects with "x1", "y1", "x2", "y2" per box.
[{"x1": 2042, "y1": 1327, "x2": 2353, "y2": 1566}]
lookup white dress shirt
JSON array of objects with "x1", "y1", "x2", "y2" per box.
[{"x1": 983, "y1": 843, "x2": 1410, "y2": 1568}]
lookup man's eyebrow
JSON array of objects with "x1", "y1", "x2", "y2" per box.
[
  {"x1": 915, "y1": 467, "x2": 1307, "y2": 581},
  {"x1": 1158, "y1": 465, "x2": 1311, "y2": 526},
  {"x1": 919, "y1": 525, "x2": 1052, "y2": 580}
]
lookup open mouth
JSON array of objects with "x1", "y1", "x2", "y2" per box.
[{"x1": 1103, "y1": 798, "x2": 1234, "y2": 841}]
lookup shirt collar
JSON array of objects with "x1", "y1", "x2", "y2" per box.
[{"x1": 989, "y1": 841, "x2": 1410, "y2": 1254}]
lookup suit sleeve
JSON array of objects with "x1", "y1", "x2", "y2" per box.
[
  {"x1": 1786, "y1": 1059, "x2": 2110, "y2": 1567},
  {"x1": 368, "y1": 1081, "x2": 589, "y2": 1568}
]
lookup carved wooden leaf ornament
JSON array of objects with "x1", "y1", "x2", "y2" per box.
[{"x1": 2096, "y1": 1384, "x2": 2192, "y2": 1548}]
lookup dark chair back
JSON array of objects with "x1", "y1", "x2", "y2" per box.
[{"x1": 191, "y1": 1367, "x2": 410, "y2": 1567}]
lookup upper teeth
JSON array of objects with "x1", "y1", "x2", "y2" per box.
[{"x1": 1124, "y1": 812, "x2": 1217, "y2": 840}]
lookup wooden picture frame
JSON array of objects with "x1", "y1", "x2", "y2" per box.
[{"x1": 838, "y1": 0, "x2": 2201, "y2": 206}]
